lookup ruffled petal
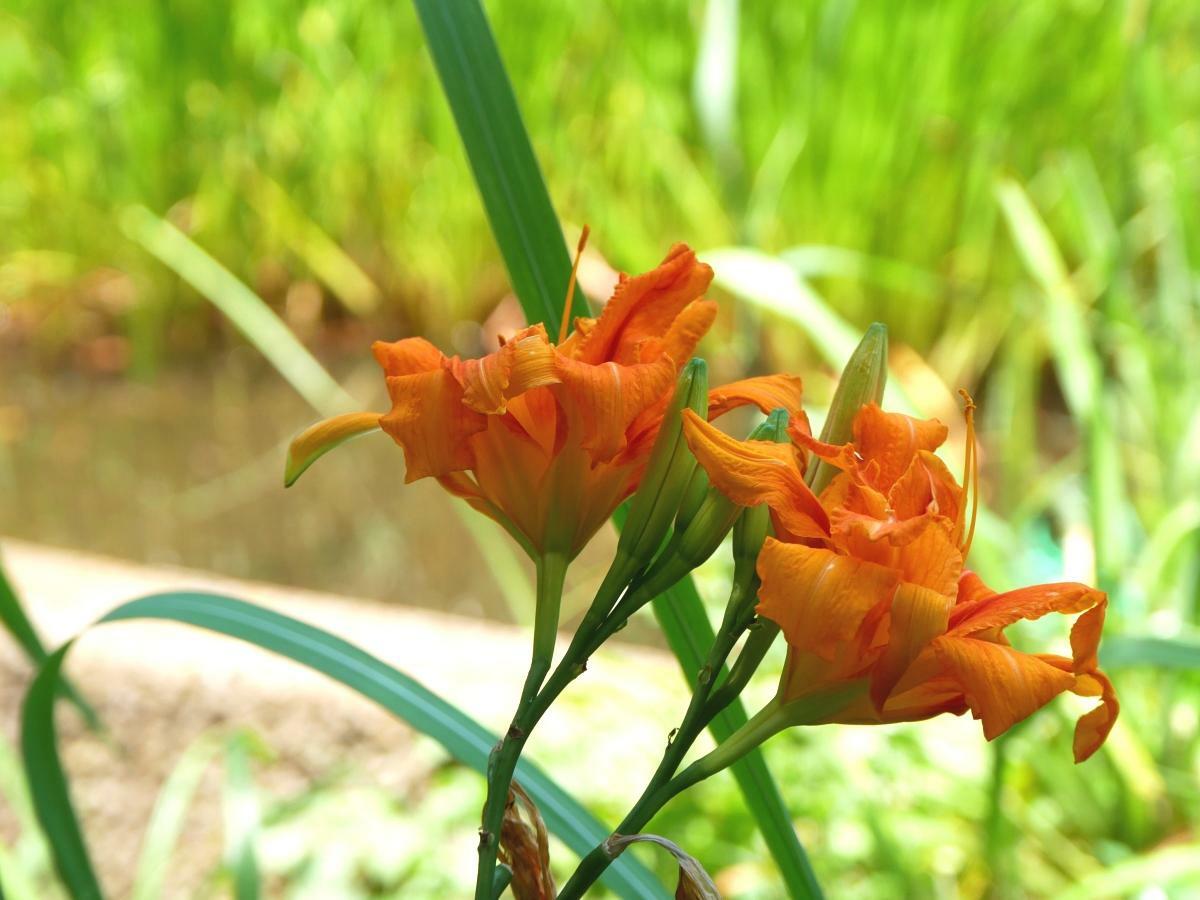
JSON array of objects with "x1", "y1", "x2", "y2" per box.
[
  {"x1": 1071, "y1": 669, "x2": 1119, "y2": 762},
  {"x1": 869, "y1": 582, "x2": 953, "y2": 710},
  {"x1": 1069, "y1": 595, "x2": 1108, "y2": 674},
  {"x1": 955, "y1": 571, "x2": 995, "y2": 607},
  {"x1": 852, "y1": 404, "x2": 949, "y2": 491},
  {"x1": 372, "y1": 337, "x2": 444, "y2": 376},
  {"x1": 888, "y1": 451, "x2": 964, "y2": 523},
  {"x1": 707, "y1": 374, "x2": 809, "y2": 435},
  {"x1": 504, "y1": 387, "x2": 561, "y2": 457},
  {"x1": 948, "y1": 582, "x2": 1105, "y2": 636},
  {"x1": 932, "y1": 636, "x2": 1076, "y2": 740},
  {"x1": 575, "y1": 245, "x2": 714, "y2": 365},
  {"x1": 757, "y1": 539, "x2": 899, "y2": 662},
  {"x1": 681, "y1": 410, "x2": 829, "y2": 540},
  {"x1": 555, "y1": 354, "x2": 677, "y2": 462},
  {"x1": 380, "y1": 368, "x2": 486, "y2": 481},
  {"x1": 656, "y1": 299, "x2": 718, "y2": 365},
  {"x1": 455, "y1": 325, "x2": 558, "y2": 415},
  {"x1": 891, "y1": 517, "x2": 963, "y2": 596},
  {"x1": 791, "y1": 431, "x2": 861, "y2": 474}
]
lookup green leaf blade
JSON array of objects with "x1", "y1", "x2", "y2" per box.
[
  {"x1": 22, "y1": 593, "x2": 667, "y2": 900},
  {"x1": 411, "y1": 0, "x2": 587, "y2": 331}
]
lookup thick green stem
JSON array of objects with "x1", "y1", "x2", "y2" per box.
[
  {"x1": 473, "y1": 554, "x2": 567, "y2": 900},
  {"x1": 557, "y1": 582, "x2": 761, "y2": 900},
  {"x1": 705, "y1": 618, "x2": 779, "y2": 716}
]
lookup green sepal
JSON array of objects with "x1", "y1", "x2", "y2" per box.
[{"x1": 806, "y1": 323, "x2": 888, "y2": 494}]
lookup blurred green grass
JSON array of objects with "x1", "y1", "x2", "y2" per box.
[{"x1": 2, "y1": 0, "x2": 1199, "y2": 897}]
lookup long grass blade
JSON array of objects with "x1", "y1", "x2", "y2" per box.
[
  {"x1": 222, "y1": 732, "x2": 260, "y2": 900},
  {"x1": 0, "y1": 554, "x2": 98, "y2": 731},
  {"x1": 130, "y1": 735, "x2": 222, "y2": 900},
  {"x1": 20, "y1": 592, "x2": 666, "y2": 900},
  {"x1": 120, "y1": 205, "x2": 357, "y2": 416},
  {"x1": 410, "y1": 0, "x2": 588, "y2": 326}
]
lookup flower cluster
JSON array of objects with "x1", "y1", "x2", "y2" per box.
[
  {"x1": 287, "y1": 238, "x2": 1118, "y2": 897},
  {"x1": 683, "y1": 399, "x2": 1118, "y2": 761}
]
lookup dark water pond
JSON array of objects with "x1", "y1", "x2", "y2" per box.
[{"x1": 0, "y1": 348, "x2": 622, "y2": 629}]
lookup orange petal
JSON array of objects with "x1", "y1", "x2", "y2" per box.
[
  {"x1": 954, "y1": 571, "x2": 995, "y2": 607},
  {"x1": 555, "y1": 354, "x2": 677, "y2": 462},
  {"x1": 1035, "y1": 656, "x2": 1120, "y2": 762},
  {"x1": 504, "y1": 387, "x2": 562, "y2": 457},
  {"x1": 681, "y1": 410, "x2": 829, "y2": 540},
  {"x1": 657, "y1": 298, "x2": 718, "y2": 365},
  {"x1": 869, "y1": 582, "x2": 953, "y2": 710},
  {"x1": 380, "y1": 368, "x2": 486, "y2": 481},
  {"x1": 576, "y1": 245, "x2": 714, "y2": 365},
  {"x1": 888, "y1": 451, "x2": 964, "y2": 522},
  {"x1": 933, "y1": 636, "x2": 1076, "y2": 740},
  {"x1": 791, "y1": 430, "x2": 861, "y2": 474},
  {"x1": 852, "y1": 404, "x2": 949, "y2": 491},
  {"x1": 707, "y1": 374, "x2": 809, "y2": 435},
  {"x1": 372, "y1": 337, "x2": 444, "y2": 376},
  {"x1": 1072, "y1": 669, "x2": 1118, "y2": 762},
  {"x1": 948, "y1": 582, "x2": 1104, "y2": 636},
  {"x1": 1069, "y1": 595, "x2": 1108, "y2": 674},
  {"x1": 757, "y1": 539, "x2": 899, "y2": 662},
  {"x1": 891, "y1": 517, "x2": 963, "y2": 597},
  {"x1": 455, "y1": 325, "x2": 559, "y2": 415},
  {"x1": 284, "y1": 411, "x2": 383, "y2": 487}
]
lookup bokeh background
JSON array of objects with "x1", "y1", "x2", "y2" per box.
[{"x1": 2, "y1": 0, "x2": 1198, "y2": 897}]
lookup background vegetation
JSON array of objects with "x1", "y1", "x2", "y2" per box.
[{"x1": 1, "y1": 0, "x2": 1198, "y2": 896}]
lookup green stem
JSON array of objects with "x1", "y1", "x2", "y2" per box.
[
  {"x1": 557, "y1": 702, "x2": 784, "y2": 900},
  {"x1": 560, "y1": 684, "x2": 868, "y2": 898},
  {"x1": 473, "y1": 554, "x2": 567, "y2": 900},
  {"x1": 557, "y1": 580, "x2": 762, "y2": 900},
  {"x1": 705, "y1": 618, "x2": 779, "y2": 716}
]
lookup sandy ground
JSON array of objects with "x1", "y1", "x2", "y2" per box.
[{"x1": 0, "y1": 539, "x2": 690, "y2": 897}]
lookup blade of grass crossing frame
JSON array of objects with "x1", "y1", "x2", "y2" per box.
[
  {"x1": 21, "y1": 593, "x2": 666, "y2": 900},
  {"x1": 131, "y1": 735, "x2": 223, "y2": 900},
  {"x1": 410, "y1": 0, "x2": 588, "y2": 326},
  {"x1": 223, "y1": 732, "x2": 260, "y2": 900},
  {"x1": 0, "y1": 553, "x2": 99, "y2": 731},
  {"x1": 416, "y1": 4, "x2": 823, "y2": 892}
]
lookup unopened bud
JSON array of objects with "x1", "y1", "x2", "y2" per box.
[
  {"x1": 619, "y1": 359, "x2": 709, "y2": 566},
  {"x1": 636, "y1": 409, "x2": 790, "y2": 600},
  {"x1": 671, "y1": 463, "x2": 711, "y2": 537},
  {"x1": 807, "y1": 323, "x2": 888, "y2": 495}
]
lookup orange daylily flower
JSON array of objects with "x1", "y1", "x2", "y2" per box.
[
  {"x1": 288, "y1": 242, "x2": 809, "y2": 561},
  {"x1": 682, "y1": 400, "x2": 1118, "y2": 762}
]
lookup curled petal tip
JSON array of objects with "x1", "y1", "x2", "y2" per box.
[{"x1": 284, "y1": 412, "x2": 383, "y2": 487}]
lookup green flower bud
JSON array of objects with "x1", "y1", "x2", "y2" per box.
[
  {"x1": 672, "y1": 462, "x2": 711, "y2": 537},
  {"x1": 731, "y1": 504, "x2": 770, "y2": 584},
  {"x1": 806, "y1": 323, "x2": 888, "y2": 495},
  {"x1": 619, "y1": 359, "x2": 710, "y2": 566},
  {"x1": 635, "y1": 409, "x2": 790, "y2": 600}
]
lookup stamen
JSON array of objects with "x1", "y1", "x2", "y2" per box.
[
  {"x1": 957, "y1": 388, "x2": 980, "y2": 557},
  {"x1": 558, "y1": 225, "x2": 590, "y2": 345}
]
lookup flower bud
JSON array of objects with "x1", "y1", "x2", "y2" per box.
[
  {"x1": 618, "y1": 359, "x2": 710, "y2": 567},
  {"x1": 672, "y1": 463, "x2": 711, "y2": 537},
  {"x1": 635, "y1": 409, "x2": 790, "y2": 600},
  {"x1": 806, "y1": 323, "x2": 888, "y2": 495}
]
